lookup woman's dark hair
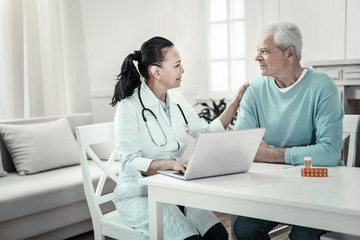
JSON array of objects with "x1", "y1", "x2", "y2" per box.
[{"x1": 110, "y1": 36, "x2": 174, "y2": 106}]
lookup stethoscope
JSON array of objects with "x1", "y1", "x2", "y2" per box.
[{"x1": 138, "y1": 87, "x2": 193, "y2": 147}]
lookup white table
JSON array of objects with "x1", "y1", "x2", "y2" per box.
[{"x1": 138, "y1": 163, "x2": 360, "y2": 239}]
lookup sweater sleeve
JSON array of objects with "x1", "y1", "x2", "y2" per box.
[
  {"x1": 233, "y1": 84, "x2": 259, "y2": 130},
  {"x1": 285, "y1": 77, "x2": 344, "y2": 166}
]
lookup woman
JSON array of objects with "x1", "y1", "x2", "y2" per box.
[{"x1": 111, "y1": 36, "x2": 248, "y2": 240}]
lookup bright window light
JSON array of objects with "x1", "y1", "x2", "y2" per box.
[
  {"x1": 230, "y1": 21, "x2": 245, "y2": 59},
  {"x1": 211, "y1": 61, "x2": 228, "y2": 91},
  {"x1": 231, "y1": 60, "x2": 246, "y2": 90},
  {"x1": 208, "y1": 0, "x2": 246, "y2": 93},
  {"x1": 230, "y1": 0, "x2": 245, "y2": 19},
  {"x1": 210, "y1": 24, "x2": 228, "y2": 59},
  {"x1": 209, "y1": 0, "x2": 227, "y2": 21}
]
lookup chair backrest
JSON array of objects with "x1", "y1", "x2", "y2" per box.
[
  {"x1": 343, "y1": 115, "x2": 359, "y2": 167},
  {"x1": 75, "y1": 122, "x2": 118, "y2": 225}
]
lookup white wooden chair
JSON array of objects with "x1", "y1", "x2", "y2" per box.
[
  {"x1": 76, "y1": 122, "x2": 148, "y2": 240},
  {"x1": 320, "y1": 114, "x2": 360, "y2": 240},
  {"x1": 341, "y1": 114, "x2": 359, "y2": 167}
]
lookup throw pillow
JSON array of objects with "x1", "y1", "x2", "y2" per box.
[{"x1": 0, "y1": 117, "x2": 80, "y2": 175}]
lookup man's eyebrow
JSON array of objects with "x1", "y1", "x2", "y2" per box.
[{"x1": 259, "y1": 47, "x2": 271, "y2": 51}]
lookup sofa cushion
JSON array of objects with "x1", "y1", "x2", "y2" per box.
[
  {"x1": 0, "y1": 118, "x2": 80, "y2": 175},
  {"x1": 0, "y1": 202, "x2": 93, "y2": 240},
  {"x1": 0, "y1": 160, "x2": 120, "y2": 222}
]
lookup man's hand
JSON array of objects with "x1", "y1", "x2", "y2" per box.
[{"x1": 254, "y1": 140, "x2": 286, "y2": 164}]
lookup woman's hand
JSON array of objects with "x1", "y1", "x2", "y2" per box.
[
  {"x1": 142, "y1": 160, "x2": 189, "y2": 176},
  {"x1": 219, "y1": 82, "x2": 249, "y2": 129},
  {"x1": 232, "y1": 82, "x2": 249, "y2": 109},
  {"x1": 172, "y1": 160, "x2": 189, "y2": 173}
]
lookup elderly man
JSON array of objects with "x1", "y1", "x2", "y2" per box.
[{"x1": 233, "y1": 21, "x2": 344, "y2": 239}]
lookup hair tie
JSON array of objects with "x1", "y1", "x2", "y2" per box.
[{"x1": 133, "y1": 50, "x2": 142, "y2": 61}]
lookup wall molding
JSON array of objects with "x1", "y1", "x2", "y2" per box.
[{"x1": 90, "y1": 88, "x2": 113, "y2": 98}]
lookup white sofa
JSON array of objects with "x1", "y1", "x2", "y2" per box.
[{"x1": 0, "y1": 113, "x2": 118, "y2": 240}]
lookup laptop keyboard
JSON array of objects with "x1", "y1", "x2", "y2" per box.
[{"x1": 174, "y1": 171, "x2": 184, "y2": 176}]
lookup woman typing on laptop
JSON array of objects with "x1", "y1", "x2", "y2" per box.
[{"x1": 110, "y1": 36, "x2": 248, "y2": 240}]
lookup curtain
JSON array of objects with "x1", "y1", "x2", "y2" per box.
[{"x1": 0, "y1": 0, "x2": 91, "y2": 120}]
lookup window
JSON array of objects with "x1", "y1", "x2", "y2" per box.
[{"x1": 208, "y1": 0, "x2": 246, "y2": 94}]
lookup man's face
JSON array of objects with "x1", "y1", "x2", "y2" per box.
[{"x1": 255, "y1": 31, "x2": 288, "y2": 78}]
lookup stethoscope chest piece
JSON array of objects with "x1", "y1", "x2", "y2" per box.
[
  {"x1": 184, "y1": 124, "x2": 193, "y2": 134},
  {"x1": 176, "y1": 104, "x2": 193, "y2": 134}
]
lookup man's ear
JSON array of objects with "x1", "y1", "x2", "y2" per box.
[
  {"x1": 287, "y1": 46, "x2": 296, "y2": 60},
  {"x1": 150, "y1": 66, "x2": 161, "y2": 80}
]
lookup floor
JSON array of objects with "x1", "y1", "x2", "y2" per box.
[{"x1": 68, "y1": 212, "x2": 290, "y2": 240}]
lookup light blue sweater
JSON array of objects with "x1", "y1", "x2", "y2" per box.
[{"x1": 234, "y1": 69, "x2": 344, "y2": 166}]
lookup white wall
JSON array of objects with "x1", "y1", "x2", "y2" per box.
[
  {"x1": 80, "y1": 0, "x2": 206, "y2": 123},
  {"x1": 80, "y1": 0, "x2": 360, "y2": 123}
]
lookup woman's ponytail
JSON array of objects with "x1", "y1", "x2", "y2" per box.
[
  {"x1": 110, "y1": 52, "x2": 141, "y2": 106},
  {"x1": 110, "y1": 36, "x2": 174, "y2": 106}
]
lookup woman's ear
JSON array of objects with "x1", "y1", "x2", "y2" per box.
[{"x1": 150, "y1": 66, "x2": 161, "y2": 80}]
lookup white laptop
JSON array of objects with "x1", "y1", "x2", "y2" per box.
[{"x1": 158, "y1": 128, "x2": 265, "y2": 180}]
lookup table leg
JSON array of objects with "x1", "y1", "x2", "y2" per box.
[{"x1": 148, "y1": 189, "x2": 163, "y2": 240}]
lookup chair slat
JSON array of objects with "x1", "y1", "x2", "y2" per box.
[{"x1": 75, "y1": 122, "x2": 148, "y2": 240}]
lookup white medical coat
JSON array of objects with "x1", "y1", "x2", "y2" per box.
[{"x1": 113, "y1": 82, "x2": 225, "y2": 239}]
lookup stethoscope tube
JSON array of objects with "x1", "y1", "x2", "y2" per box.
[
  {"x1": 176, "y1": 104, "x2": 192, "y2": 134},
  {"x1": 137, "y1": 87, "x2": 192, "y2": 147}
]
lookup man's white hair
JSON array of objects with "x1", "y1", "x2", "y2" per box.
[{"x1": 263, "y1": 21, "x2": 303, "y2": 61}]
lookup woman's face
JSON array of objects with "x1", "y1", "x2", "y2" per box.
[{"x1": 158, "y1": 47, "x2": 185, "y2": 90}]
